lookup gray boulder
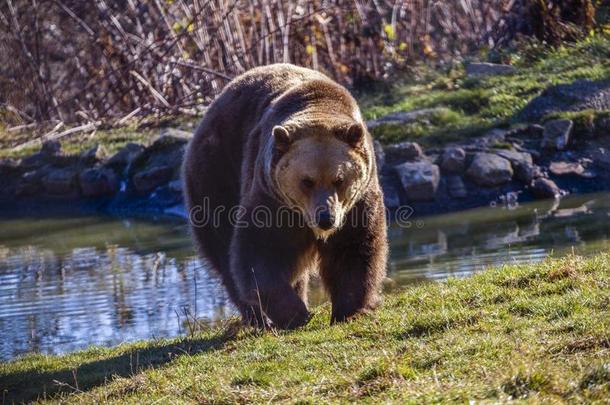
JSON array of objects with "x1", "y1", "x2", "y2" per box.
[
  {"x1": 43, "y1": 168, "x2": 77, "y2": 195},
  {"x1": 466, "y1": 153, "x2": 513, "y2": 187},
  {"x1": 447, "y1": 175, "x2": 468, "y2": 199},
  {"x1": 0, "y1": 158, "x2": 19, "y2": 177},
  {"x1": 494, "y1": 150, "x2": 535, "y2": 183},
  {"x1": 440, "y1": 147, "x2": 466, "y2": 173},
  {"x1": 542, "y1": 119, "x2": 573, "y2": 151},
  {"x1": 16, "y1": 170, "x2": 44, "y2": 196},
  {"x1": 106, "y1": 143, "x2": 144, "y2": 170},
  {"x1": 588, "y1": 147, "x2": 610, "y2": 171},
  {"x1": 531, "y1": 178, "x2": 561, "y2": 199},
  {"x1": 470, "y1": 128, "x2": 508, "y2": 149},
  {"x1": 385, "y1": 142, "x2": 425, "y2": 163},
  {"x1": 128, "y1": 134, "x2": 186, "y2": 182},
  {"x1": 80, "y1": 144, "x2": 109, "y2": 165},
  {"x1": 394, "y1": 161, "x2": 440, "y2": 202},
  {"x1": 381, "y1": 182, "x2": 401, "y2": 209},
  {"x1": 79, "y1": 167, "x2": 119, "y2": 197},
  {"x1": 168, "y1": 179, "x2": 183, "y2": 194},
  {"x1": 466, "y1": 63, "x2": 515, "y2": 77},
  {"x1": 132, "y1": 165, "x2": 174, "y2": 193},
  {"x1": 549, "y1": 161, "x2": 584, "y2": 176},
  {"x1": 152, "y1": 128, "x2": 192, "y2": 148},
  {"x1": 41, "y1": 140, "x2": 61, "y2": 155}
]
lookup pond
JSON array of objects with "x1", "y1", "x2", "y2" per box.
[{"x1": 1, "y1": 193, "x2": 609, "y2": 361}]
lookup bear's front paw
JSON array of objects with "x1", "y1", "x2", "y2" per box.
[
  {"x1": 241, "y1": 305, "x2": 270, "y2": 329},
  {"x1": 331, "y1": 297, "x2": 381, "y2": 324},
  {"x1": 331, "y1": 308, "x2": 369, "y2": 324},
  {"x1": 267, "y1": 300, "x2": 311, "y2": 330}
]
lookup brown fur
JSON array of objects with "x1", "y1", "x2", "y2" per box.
[{"x1": 182, "y1": 64, "x2": 387, "y2": 329}]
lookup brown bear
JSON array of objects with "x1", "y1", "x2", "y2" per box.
[{"x1": 182, "y1": 64, "x2": 387, "y2": 329}]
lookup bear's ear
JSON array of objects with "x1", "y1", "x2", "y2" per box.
[
  {"x1": 342, "y1": 123, "x2": 364, "y2": 148},
  {"x1": 272, "y1": 125, "x2": 291, "y2": 153}
]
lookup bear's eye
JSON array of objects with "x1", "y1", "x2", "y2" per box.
[
  {"x1": 333, "y1": 177, "x2": 344, "y2": 188},
  {"x1": 301, "y1": 178, "x2": 315, "y2": 189}
]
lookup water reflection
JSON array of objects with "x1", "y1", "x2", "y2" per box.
[
  {"x1": 1, "y1": 193, "x2": 609, "y2": 360},
  {"x1": 388, "y1": 194, "x2": 609, "y2": 283},
  {"x1": 0, "y1": 217, "x2": 232, "y2": 361}
]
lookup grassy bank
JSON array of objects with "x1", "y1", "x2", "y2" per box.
[
  {"x1": 362, "y1": 33, "x2": 610, "y2": 146},
  {"x1": 1, "y1": 253, "x2": 609, "y2": 403}
]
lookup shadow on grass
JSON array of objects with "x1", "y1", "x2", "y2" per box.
[{"x1": 1, "y1": 327, "x2": 238, "y2": 403}]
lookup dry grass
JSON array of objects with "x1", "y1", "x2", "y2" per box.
[{"x1": 0, "y1": 0, "x2": 508, "y2": 128}]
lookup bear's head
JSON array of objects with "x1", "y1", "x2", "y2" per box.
[{"x1": 270, "y1": 121, "x2": 371, "y2": 240}]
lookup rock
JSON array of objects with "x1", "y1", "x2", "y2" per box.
[
  {"x1": 531, "y1": 178, "x2": 561, "y2": 199},
  {"x1": 106, "y1": 143, "x2": 144, "y2": 169},
  {"x1": 440, "y1": 147, "x2": 466, "y2": 173},
  {"x1": 494, "y1": 150, "x2": 534, "y2": 183},
  {"x1": 469, "y1": 128, "x2": 507, "y2": 149},
  {"x1": 15, "y1": 170, "x2": 43, "y2": 197},
  {"x1": 19, "y1": 140, "x2": 62, "y2": 169},
  {"x1": 465, "y1": 62, "x2": 515, "y2": 77},
  {"x1": 589, "y1": 147, "x2": 610, "y2": 171},
  {"x1": 518, "y1": 79, "x2": 610, "y2": 122},
  {"x1": 42, "y1": 168, "x2": 77, "y2": 195},
  {"x1": 381, "y1": 182, "x2": 401, "y2": 209},
  {"x1": 466, "y1": 153, "x2": 513, "y2": 187},
  {"x1": 394, "y1": 161, "x2": 440, "y2": 202},
  {"x1": 152, "y1": 128, "x2": 192, "y2": 148},
  {"x1": 516, "y1": 163, "x2": 543, "y2": 184},
  {"x1": 506, "y1": 124, "x2": 545, "y2": 141},
  {"x1": 0, "y1": 158, "x2": 20, "y2": 176},
  {"x1": 542, "y1": 119, "x2": 573, "y2": 151},
  {"x1": 447, "y1": 175, "x2": 467, "y2": 199},
  {"x1": 132, "y1": 165, "x2": 174, "y2": 193},
  {"x1": 15, "y1": 182, "x2": 39, "y2": 197},
  {"x1": 549, "y1": 161, "x2": 584, "y2": 176},
  {"x1": 385, "y1": 142, "x2": 425, "y2": 163},
  {"x1": 366, "y1": 108, "x2": 446, "y2": 129},
  {"x1": 80, "y1": 144, "x2": 109, "y2": 164},
  {"x1": 79, "y1": 167, "x2": 119, "y2": 197},
  {"x1": 494, "y1": 150, "x2": 533, "y2": 167},
  {"x1": 168, "y1": 179, "x2": 183, "y2": 194},
  {"x1": 128, "y1": 135, "x2": 186, "y2": 183},
  {"x1": 373, "y1": 140, "x2": 385, "y2": 169},
  {"x1": 41, "y1": 140, "x2": 61, "y2": 155},
  {"x1": 20, "y1": 153, "x2": 49, "y2": 170}
]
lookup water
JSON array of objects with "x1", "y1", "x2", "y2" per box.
[{"x1": 1, "y1": 193, "x2": 609, "y2": 361}]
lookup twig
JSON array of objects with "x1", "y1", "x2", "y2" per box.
[
  {"x1": 115, "y1": 107, "x2": 142, "y2": 126},
  {"x1": 130, "y1": 71, "x2": 171, "y2": 108},
  {"x1": 7, "y1": 123, "x2": 38, "y2": 132},
  {"x1": 173, "y1": 60, "x2": 233, "y2": 81},
  {"x1": 11, "y1": 121, "x2": 100, "y2": 152}
]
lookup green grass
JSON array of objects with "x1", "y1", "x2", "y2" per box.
[
  {"x1": 2, "y1": 253, "x2": 609, "y2": 403},
  {"x1": 361, "y1": 33, "x2": 610, "y2": 145}
]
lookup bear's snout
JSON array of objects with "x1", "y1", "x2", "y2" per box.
[{"x1": 316, "y1": 208, "x2": 335, "y2": 230}]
